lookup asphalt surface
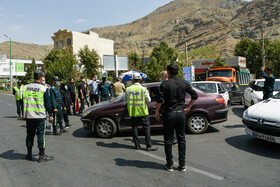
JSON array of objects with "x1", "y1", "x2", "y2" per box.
[{"x1": 0, "y1": 93, "x2": 279, "y2": 187}]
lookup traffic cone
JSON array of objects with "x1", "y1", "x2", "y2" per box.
[{"x1": 76, "y1": 98, "x2": 80, "y2": 113}]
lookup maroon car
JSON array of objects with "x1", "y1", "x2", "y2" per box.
[{"x1": 81, "y1": 82, "x2": 228, "y2": 138}]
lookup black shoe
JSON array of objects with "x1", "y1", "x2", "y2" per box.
[
  {"x1": 164, "y1": 164, "x2": 174, "y2": 172},
  {"x1": 25, "y1": 154, "x2": 32, "y2": 161},
  {"x1": 65, "y1": 124, "x2": 73, "y2": 128},
  {"x1": 60, "y1": 128, "x2": 68, "y2": 133},
  {"x1": 38, "y1": 155, "x2": 54, "y2": 163},
  {"x1": 178, "y1": 165, "x2": 186, "y2": 172},
  {"x1": 53, "y1": 130, "x2": 60, "y2": 135},
  {"x1": 146, "y1": 146, "x2": 158, "y2": 151},
  {"x1": 135, "y1": 146, "x2": 141, "y2": 150}
]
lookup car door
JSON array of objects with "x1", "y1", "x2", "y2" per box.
[
  {"x1": 230, "y1": 83, "x2": 238, "y2": 103},
  {"x1": 147, "y1": 86, "x2": 162, "y2": 127},
  {"x1": 244, "y1": 81, "x2": 254, "y2": 106},
  {"x1": 235, "y1": 84, "x2": 244, "y2": 103}
]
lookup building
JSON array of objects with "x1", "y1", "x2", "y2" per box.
[
  {"x1": 51, "y1": 29, "x2": 114, "y2": 72},
  {"x1": 0, "y1": 54, "x2": 43, "y2": 79}
]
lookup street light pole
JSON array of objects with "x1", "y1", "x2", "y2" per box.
[{"x1": 4, "y1": 34, "x2": 12, "y2": 93}]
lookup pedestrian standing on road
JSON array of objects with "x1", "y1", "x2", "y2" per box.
[
  {"x1": 60, "y1": 83, "x2": 72, "y2": 128},
  {"x1": 84, "y1": 80, "x2": 90, "y2": 107},
  {"x1": 159, "y1": 71, "x2": 178, "y2": 146},
  {"x1": 41, "y1": 77, "x2": 52, "y2": 130},
  {"x1": 112, "y1": 77, "x2": 126, "y2": 98},
  {"x1": 125, "y1": 73, "x2": 157, "y2": 151},
  {"x1": 155, "y1": 64, "x2": 198, "y2": 172},
  {"x1": 261, "y1": 66, "x2": 275, "y2": 100},
  {"x1": 68, "y1": 78, "x2": 76, "y2": 115},
  {"x1": 78, "y1": 77, "x2": 86, "y2": 114},
  {"x1": 51, "y1": 76, "x2": 67, "y2": 135},
  {"x1": 88, "y1": 75, "x2": 100, "y2": 106},
  {"x1": 22, "y1": 69, "x2": 54, "y2": 162},
  {"x1": 13, "y1": 80, "x2": 24, "y2": 119},
  {"x1": 98, "y1": 76, "x2": 114, "y2": 102}
]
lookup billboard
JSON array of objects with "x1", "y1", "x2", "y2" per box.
[{"x1": 103, "y1": 55, "x2": 128, "y2": 71}]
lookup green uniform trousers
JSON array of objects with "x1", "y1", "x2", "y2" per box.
[
  {"x1": 53, "y1": 105, "x2": 63, "y2": 129},
  {"x1": 16, "y1": 99, "x2": 23, "y2": 116},
  {"x1": 263, "y1": 92, "x2": 273, "y2": 100},
  {"x1": 26, "y1": 119, "x2": 46, "y2": 149}
]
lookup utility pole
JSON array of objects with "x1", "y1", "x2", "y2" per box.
[
  {"x1": 261, "y1": 28, "x2": 265, "y2": 67},
  {"x1": 185, "y1": 42, "x2": 188, "y2": 67},
  {"x1": 4, "y1": 34, "x2": 12, "y2": 93}
]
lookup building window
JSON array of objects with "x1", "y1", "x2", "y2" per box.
[
  {"x1": 67, "y1": 38, "x2": 72, "y2": 46},
  {"x1": 54, "y1": 42, "x2": 58, "y2": 49},
  {"x1": 59, "y1": 40, "x2": 63, "y2": 48}
]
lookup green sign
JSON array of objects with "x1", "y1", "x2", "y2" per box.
[{"x1": 15, "y1": 63, "x2": 24, "y2": 72}]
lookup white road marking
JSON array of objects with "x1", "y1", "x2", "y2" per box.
[{"x1": 137, "y1": 150, "x2": 224, "y2": 181}]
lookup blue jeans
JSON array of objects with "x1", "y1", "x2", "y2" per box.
[{"x1": 163, "y1": 110, "x2": 186, "y2": 166}]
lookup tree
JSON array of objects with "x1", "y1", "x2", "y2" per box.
[
  {"x1": 20, "y1": 58, "x2": 37, "y2": 84},
  {"x1": 265, "y1": 40, "x2": 280, "y2": 77},
  {"x1": 214, "y1": 56, "x2": 227, "y2": 66},
  {"x1": 78, "y1": 46, "x2": 100, "y2": 78},
  {"x1": 128, "y1": 51, "x2": 145, "y2": 72},
  {"x1": 43, "y1": 48, "x2": 78, "y2": 84},
  {"x1": 145, "y1": 41, "x2": 178, "y2": 82}
]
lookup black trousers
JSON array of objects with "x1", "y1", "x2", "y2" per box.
[
  {"x1": 162, "y1": 111, "x2": 186, "y2": 167},
  {"x1": 90, "y1": 94, "x2": 99, "y2": 106},
  {"x1": 16, "y1": 99, "x2": 23, "y2": 116},
  {"x1": 71, "y1": 95, "x2": 76, "y2": 114},
  {"x1": 79, "y1": 97, "x2": 85, "y2": 113},
  {"x1": 131, "y1": 116, "x2": 152, "y2": 148},
  {"x1": 62, "y1": 110, "x2": 69, "y2": 126},
  {"x1": 26, "y1": 119, "x2": 46, "y2": 149}
]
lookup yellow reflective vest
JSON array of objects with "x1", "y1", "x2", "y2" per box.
[{"x1": 14, "y1": 85, "x2": 24, "y2": 100}]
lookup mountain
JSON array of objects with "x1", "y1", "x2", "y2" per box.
[
  {"x1": 89, "y1": 0, "x2": 280, "y2": 57},
  {"x1": 0, "y1": 41, "x2": 53, "y2": 60}
]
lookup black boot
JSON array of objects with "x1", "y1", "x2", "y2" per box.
[
  {"x1": 38, "y1": 148, "x2": 54, "y2": 163},
  {"x1": 25, "y1": 147, "x2": 32, "y2": 161}
]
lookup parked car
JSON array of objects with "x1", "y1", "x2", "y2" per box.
[
  {"x1": 221, "y1": 82, "x2": 244, "y2": 105},
  {"x1": 190, "y1": 81, "x2": 230, "y2": 106},
  {"x1": 81, "y1": 82, "x2": 228, "y2": 138},
  {"x1": 243, "y1": 79, "x2": 280, "y2": 109},
  {"x1": 243, "y1": 92, "x2": 280, "y2": 144}
]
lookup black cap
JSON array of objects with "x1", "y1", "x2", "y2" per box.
[
  {"x1": 34, "y1": 69, "x2": 45, "y2": 80},
  {"x1": 53, "y1": 76, "x2": 60, "y2": 81}
]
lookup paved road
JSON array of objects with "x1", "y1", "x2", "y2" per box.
[{"x1": 0, "y1": 93, "x2": 279, "y2": 187}]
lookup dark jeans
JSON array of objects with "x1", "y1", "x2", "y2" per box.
[
  {"x1": 90, "y1": 94, "x2": 99, "y2": 106},
  {"x1": 131, "y1": 116, "x2": 152, "y2": 148},
  {"x1": 16, "y1": 99, "x2": 23, "y2": 116},
  {"x1": 79, "y1": 97, "x2": 85, "y2": 113},
  {"x1": 85, "y1": 95, "x2": 90, "y2": 107},
  {"x1": 26, "y1": 118, "x2": 46, "y2": 149},
  {"x1": 162, "y1": 111, "x2": 186, "y2": 166},
  {"x1": 71, "y1": 95, "x2": 76, "y2": 114}
]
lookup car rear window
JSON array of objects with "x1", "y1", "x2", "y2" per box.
[{"x1": 191, "y1": 83, "x2": 217, "y2": 93}]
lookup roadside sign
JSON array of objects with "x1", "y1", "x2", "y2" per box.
[{"x1": 183, "y1": 67, "x2": 191, "y2": 82}]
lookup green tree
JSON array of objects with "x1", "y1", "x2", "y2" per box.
[
  {"x1": 21, "y1": 58, "x2": 37, "y2": 84},
  {"x1": 43, "y1": 48, "x2": 78, "y2": 84},
  {"x1": 265, "y1": 40, "x2": 280, "y2": 77},
  {"x1": 128, "y1": 51, "x2": 145, "y2": 72},
  {"x1": 214, "y1": 56, "x2": 227, "y2": 66},
  {"x1": 78, "y1": 46, "x2": 100, "y2": 78},
  {"x1": 146, "y1": 41, "x2": 178, "y2": 82}
]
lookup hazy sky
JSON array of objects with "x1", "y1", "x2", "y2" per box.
[{"x1": 0, "y1": 0, "x2": 252, "y2": 45}]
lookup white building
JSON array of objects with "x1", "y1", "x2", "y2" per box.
[
  {"x1": 51, "y1": 29, "x2": 114, "y2": 72},
  {"x1": 0, "y1": 55, "x2": 43, "y2": 79}
]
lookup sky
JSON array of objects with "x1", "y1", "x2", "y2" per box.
[{"x1": 0, "y1": 0, "x2": 252, "y2": 45}]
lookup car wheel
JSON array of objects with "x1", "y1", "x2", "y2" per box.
[
  {"x1": 240, "y1": 97, "x2": 244, "y2": 105},
  {"x1": 94, "y1": 117, "x2": 117, "y2": 138},
  {"x1": 187, "y1": 114, "x2": 209, "y2": 134}
]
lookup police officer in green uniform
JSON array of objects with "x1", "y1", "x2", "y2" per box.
[
  {"x1": 51, "y1": 76, "x2": 67, "y2": 135},
  {"x1": 22, "y1": 69, "x2": 54, "y2": 162},
  {"x1": 125, "y1": 73, "x2": 157, "y2": 151},
  {"x1": 261, "y1": 66, "x2": 275, "y2": 100},
  {"x1": 98, "y1": 75, "x2": 114, "y2": 102},
  {"x1": 13, "y1": 80, "x2": 24, "y2": 119}
]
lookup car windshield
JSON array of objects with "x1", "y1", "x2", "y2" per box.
[
  {"x1": 191, "y1": 83, "x2": 217, "y2": 93},
  {"x1": 272, "y1": 92, "x2": 280, "y2": 99},
  {"x1": 110, "y1": 93, "x2": 125, "y2": 102},
  {"x1": 208, "y1": 70, "x2": 232, "y2": 77},
  {"x1": 255, "y1": 80, "x2": 280, "y2": 91},
  {"x1": 256, "y1": 81, "x2": 264, "y2": 87},
  {"x1": 221, "y1": 83, "x2": 231, "y2": 91}
]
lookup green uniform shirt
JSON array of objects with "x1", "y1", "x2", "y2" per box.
[{"x1": 261, "y1": 70, "x2": 275, "y2": 93}]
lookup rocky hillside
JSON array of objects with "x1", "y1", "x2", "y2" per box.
[
  {"x1": 0, "y1": 41, "x2": 53, "y2": 60},
  {"x1": 90, "y1": 0, "x2": 280, "y2": 57}
]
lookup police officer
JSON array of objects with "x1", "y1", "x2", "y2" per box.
[
  {"x1": 98, "y1": 75, "x2": 114, "y2": 102},
  {"x1": 51, "y1": 76, "x2": 67, "y2": 135},
  {"x1": 125, "y1": 73, "x2": 157, "y2": 151},
  {"x1": 13, "y1": 80, "x2": 24, "y2": 119},
  {"x1": 22, "y1": 69, "x2": 54, "y2": 162},
  {"x1": 261, "y1": 66, "x2": 275, "y2": 100},
  {"x1": 155, "y1": 64, "x2": 198, "y2": 172}
]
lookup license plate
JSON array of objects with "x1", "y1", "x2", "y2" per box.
[{"x1": 252, "y1": 131, "x2": 276, "y2": 143}]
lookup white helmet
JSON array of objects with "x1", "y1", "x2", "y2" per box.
[{"x1": 132, "y1": 73, "x2": 142, "y2": 80}]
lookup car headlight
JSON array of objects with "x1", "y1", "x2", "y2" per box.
[
  {"x1": 243, "y1": 109, "x2": 250, "y2": 120},
  {"x1": 81, "y1": 110, "x2": 90, "y2": 117}
]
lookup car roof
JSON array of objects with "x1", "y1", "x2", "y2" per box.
[
  {"x1": 254, "y1": 79, "x2": 280, "y2": 81},
  {"x1": 142, "y1": 82, "x2": 161, "y2": 87},
  {"x1": 191, "y1": 81, "x2": 221, "y2": 84}
]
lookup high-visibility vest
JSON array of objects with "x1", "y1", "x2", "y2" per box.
[
  {"x1": 126, "y1": 84, "x2": 149, "y2": 117},
  {"x1": 23, "y1": 83, "x2": 46, "y2": 119},
  {"x1": 14, "y1": 85, "x2": 24, "y2": 100}
]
